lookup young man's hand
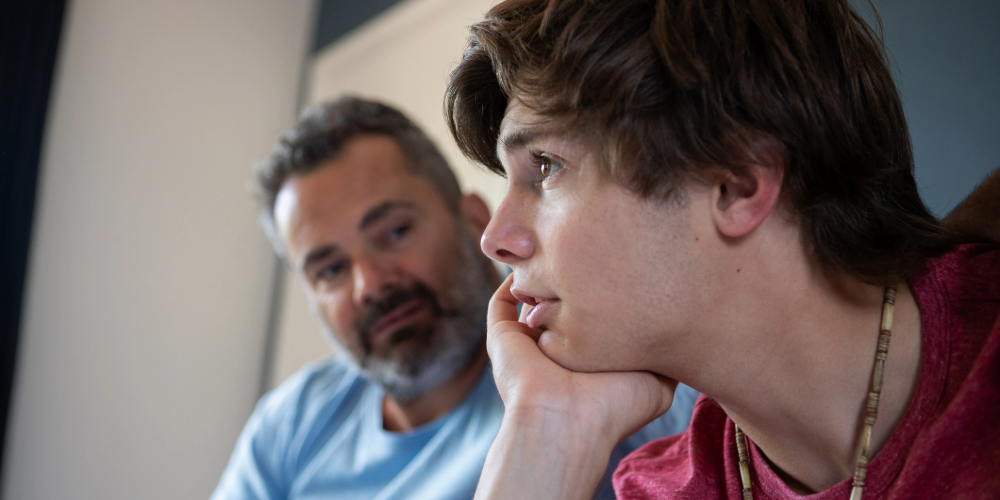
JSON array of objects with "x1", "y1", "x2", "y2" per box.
[{"x1": 475, "y1": 274, "x2": 677, "y2": 500}]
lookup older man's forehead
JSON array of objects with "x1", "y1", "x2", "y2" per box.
[{"x1": 274, "y1": 137, "x2": 445, "y2": 267}]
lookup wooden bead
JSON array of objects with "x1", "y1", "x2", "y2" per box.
[{"x1": 735, "y1": 424, "x2": 754, "y2": 500}]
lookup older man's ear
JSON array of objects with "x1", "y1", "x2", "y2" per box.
[
  {"x1": 460, "y1": 193, "x2": 492, "y2": 241},
  {"x1": 943, "y1": 167, "x2": 1000, "y2": 244}
]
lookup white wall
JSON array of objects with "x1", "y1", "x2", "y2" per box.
[
  {"x1": 2, "y1": 1, "x2": 314, "y2": 499},
  {"x1": 268, "y1": 0, "x2": 504, "y2": 388},
  {"x1": 857, "y1": 0, "x2": 1000, "y2": 216},
  {"x1": 883, "y1": 0, "x2": 1000, "y2": 216}
]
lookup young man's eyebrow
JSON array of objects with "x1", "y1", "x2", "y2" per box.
[
  {"x1": 498, "y1": 128, "x2": 541, "y2": 156},
  {"x1": 498, "y1": 125, "x2": 574, "y2": 158},
  {"x1": 359, "y1": 201, "x2": 416, "y2": 231}
]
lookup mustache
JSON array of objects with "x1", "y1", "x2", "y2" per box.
[{"x1": 354, "y1": 282, "x2": 447, "y2": 346}]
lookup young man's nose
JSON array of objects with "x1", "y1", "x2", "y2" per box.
[{"x1": 480, "y1": 196, "x2": 534, "y2": 265}]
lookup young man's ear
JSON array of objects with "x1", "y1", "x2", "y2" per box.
[
  {"x1": 712, "y1": 137, "x2": 784, "y2": 238},
  {"x1": 460, "y1": 193, "x2": 492, "y2": 240}
]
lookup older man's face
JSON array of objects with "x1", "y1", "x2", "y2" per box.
[{"x1": 274, "y1": 134, "x2": 494, "y2": 401}]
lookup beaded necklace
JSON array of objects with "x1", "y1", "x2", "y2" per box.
[{"x1": 735, "y1": 286, "x2": 897, "y2": 500}]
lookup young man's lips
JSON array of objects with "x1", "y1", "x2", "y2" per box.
[
  {"x1": 368, "y1": 300, "x2": 429, "y2": 339},
  {"x1": 510, "y1": 289, "x2": 553, "y2": 307},
  {"x1": 524, "y1": 299, "x2": 557, "y2": 330},
  {"x1": 511, "y1": 288, "x2": 559, "y2": 329}
]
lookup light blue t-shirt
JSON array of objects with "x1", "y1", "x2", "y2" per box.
[{"x1": 212, "y1": 357, "x2": 699, "y2": 500}]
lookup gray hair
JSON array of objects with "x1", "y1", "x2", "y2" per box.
[{"x1": 254, "y1": 95, "x2": 463, "y2": 258}]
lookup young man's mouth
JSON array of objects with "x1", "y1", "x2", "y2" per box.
[{"x1": 511, "y1": 288, "x2": 560, "y2": 330}]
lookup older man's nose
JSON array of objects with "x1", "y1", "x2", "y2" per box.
[{"x1": 351, "y1": 254, "x2": 398, "y2": 305}]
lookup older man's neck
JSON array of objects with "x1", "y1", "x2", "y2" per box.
[{"x1": 381, "y1": 343, "x2": 490, "y2": 432}]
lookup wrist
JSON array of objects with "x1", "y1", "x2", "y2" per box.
[
  {"x1": 477, "y1": 407, "x2": 616, "y2": 500},
  {"x1": 509, "y1": 403, "x2": 613, "y2": 443}
]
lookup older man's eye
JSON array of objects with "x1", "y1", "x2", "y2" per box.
[
  {"x1": 388, "y1": 223, "x2": 411, "y2": 241},
  {"x1": 317, "y1": 260, "x2": 346, "y2": 281}
]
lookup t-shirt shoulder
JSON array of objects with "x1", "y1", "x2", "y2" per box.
[
  {"x1": 920, "y1": 243, "x2": 1000, "y2": 301},
  {"x1": 211, "y1": 357, "x2": 371, "y2": 499},
  {"x1": 915, "y1": 243, "x2": 1000, "y2": 367},
  {"x1": 248, "y1": 357, "x2": 369, "y2": 473},
  {"x1": 613, "y1": 395, "x2": 727, "y2": 499},
  {"x1": 255, "y1": 357, "x2": 362, "y2": 423}
]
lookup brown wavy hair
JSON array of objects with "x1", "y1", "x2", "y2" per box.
[{"x1": 445, "y1": 0, "x2": 953, "y2": 284}]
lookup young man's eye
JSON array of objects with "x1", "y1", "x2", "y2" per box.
[{"x1": 532, "y1": 152, "x2": 565, "y2": 182}]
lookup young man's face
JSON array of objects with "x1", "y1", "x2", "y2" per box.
[
  {"x1": 481, "y1": 100, "x2": 715, "y2": 374},
  {"x1": 273, "y1": 134, "x2": 494, "y2": 401}
]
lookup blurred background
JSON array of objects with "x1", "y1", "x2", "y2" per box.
[{"x1": 0, "y1": 0, "x2": 997, "y2": 498}]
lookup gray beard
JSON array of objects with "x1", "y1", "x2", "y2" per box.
[{"x1": 317, "y1": 224, "x2": 494, "y2": 404}]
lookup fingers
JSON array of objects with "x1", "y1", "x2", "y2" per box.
[
  {"x1": 648, "y1": 373, "x2": 679, "y2": 418},
  {"x1": 519, "y1": 302, "x2": 533, "y2": 322},
  {"x1": 488, "y1": 274, "x2": 520, "y2": 327},
  {"x1": 628, "y1": 372, "x2": 678, "y2": 423},
  {"x1": 488, "y1": 274, "x2": 542, "y2": 342},
  {"x1": 485, "y1": 275, "x2": 558, "y2": 405},
  {"x1": 593, "y1": 371, "x2": 680, "y2": 441}
]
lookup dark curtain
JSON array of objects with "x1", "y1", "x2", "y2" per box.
[{"x1": 0, "y1": 0, "x2": 68, "y2": 484}]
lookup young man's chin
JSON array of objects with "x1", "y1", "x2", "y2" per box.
[{"x1": 537, "y1": 331, "x2": 620, "y2": 373}]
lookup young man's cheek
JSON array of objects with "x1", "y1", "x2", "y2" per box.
[{"x1": 533, "y1": 311, "x2": 606, "y2": 373}]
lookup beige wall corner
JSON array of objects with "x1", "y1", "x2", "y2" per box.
[{"x1": 2, "y1": 1, "x2": 315, "y2": 498}]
